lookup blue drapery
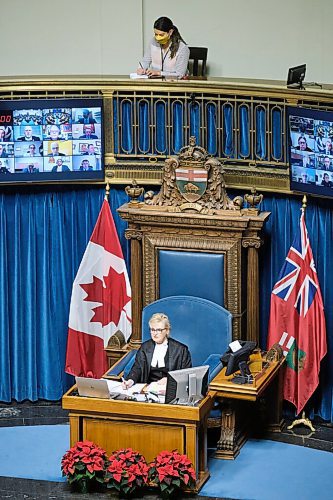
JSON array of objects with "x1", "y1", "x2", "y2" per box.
[
  {"x1": 0, "y1": 186, "x2": 332, "y2": 422},
  {"x1": 0, "y1": 187, "x2": 129, "y2": 402}
]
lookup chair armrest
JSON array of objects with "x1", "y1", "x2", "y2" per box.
[
  {"x1": 104, "y1": 350, "x2": 137, "y2": 378},
  {"x1": 204, "y1": 354, "x2": 223, "y2": 383}
]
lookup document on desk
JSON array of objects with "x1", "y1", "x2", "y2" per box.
[
  {"x1": 105, "y1": 379, "x2": 146, "y2": 396},
  {"x1": 129, "y1": 73, "x2": 149, "y2": 79},
  {"x1": 146, "y1": 381, "x2": 167, "y2": 395}
]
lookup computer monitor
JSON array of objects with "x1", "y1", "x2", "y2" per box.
[
  {"x1": 287, "y1": 64, "x2": 306, "y2": 89},
  {"x1": 165, "y1": 365, "x2": 209, "y2": 404},
  {"x1": 220, "y1": 341, "x2": 256, "y2": 377}
]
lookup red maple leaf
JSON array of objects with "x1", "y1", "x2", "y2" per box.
[{"x1": 80, "y1": 266, "x2": 130, "y2": 327}]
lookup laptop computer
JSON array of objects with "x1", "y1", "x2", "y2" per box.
[{"x1": 75, "y1": 376, "x2": 111, "y2": 399}]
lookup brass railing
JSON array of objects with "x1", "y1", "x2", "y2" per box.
[{"x1": 1, "y1": 76, "x2": 333, "y2": 192}]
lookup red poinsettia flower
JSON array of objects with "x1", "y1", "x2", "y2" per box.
[
  {"x1": 61, "y1": 441, "x2": 108, "y2": 486},
  {"x1": 148, "y1": 450, "x2": 196, "y2": 497},
  {"x1": 105, "y1": 448, "x2": 149, "y2": 495}
]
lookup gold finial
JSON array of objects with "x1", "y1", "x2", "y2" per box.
[
  {"x1": 125, "y1": 179, "x2": 144, "y2": 206},
  {"x1": 302, "y1": 195, "x2": 307, "y2": 212},
  {"x1": 244, "y1": 187, "x2": 263, "y2": 211},
  {"x1": 105, "y1": 182, "x2": 110, "y2": 200}
]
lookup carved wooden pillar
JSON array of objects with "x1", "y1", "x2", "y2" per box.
[
  {"x1": 125, "y1": 227, "x2": 143, "y2": 349},
  {"x1": 243, "y1": 238, "x2": 261, "y2": 344}
]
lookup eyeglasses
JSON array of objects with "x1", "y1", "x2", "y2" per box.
[{"x1": 150, "y1": 328, "x2": 166, "y2": 334}]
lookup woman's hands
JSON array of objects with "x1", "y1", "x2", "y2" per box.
[
  {"x1": 136, "y1": 68, "x2": 161, "y2": 78},
  {"x1": 122, "y1": 378, "x2": 134, "y2": 389},
  {"x1": 146, "y1": 69, "x2": 161, "y2": 77}
]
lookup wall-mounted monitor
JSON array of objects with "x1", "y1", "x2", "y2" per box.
[
  {"x1": 288, "y1": 106, "x2": 333, "y2": 198},
  {"x1": 0, "y1": 98, "x2": 104, "y2": 184}
]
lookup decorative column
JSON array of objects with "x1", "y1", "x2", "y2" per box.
[
  {"x1": 125, "y1": 227, "x2": 143, "y2": 349},
  {"x1": 243, "y1": 238, "x2": 262, "y2": 344}
]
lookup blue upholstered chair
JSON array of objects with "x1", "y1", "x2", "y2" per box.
[{"x1": 107, "y1": 295, "x2": 232, "y2": 386}]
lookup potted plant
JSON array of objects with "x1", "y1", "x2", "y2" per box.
[
  {"x1": 61, "y1": 440, "x2": 108, "y2": 493},
  {"x1": 148, "y1": 450, "x2": 196, "y2": 498},
  {"x1": 105, "y1": 447, "x2": 149, "y2": 497}
]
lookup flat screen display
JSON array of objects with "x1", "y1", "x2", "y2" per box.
[
  {"x1": 288, "y1": 106, "x2": 333, "y2": 198},
  {"x1": 0, "y1": 98, "x2": 104, "y2": 184}
]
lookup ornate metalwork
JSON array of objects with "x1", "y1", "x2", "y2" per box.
[{"x1": 2, "y1": 76, "x2": 333, "y2": 190}]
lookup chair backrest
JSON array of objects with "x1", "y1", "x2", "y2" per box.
[
  {"x1": 142, "y1": 295, "x2": 232, "y2": 367},
  {"x1": 188, "y1": 47, "x2": 208, "y2": 77}
]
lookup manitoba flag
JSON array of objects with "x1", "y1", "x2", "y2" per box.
[
  {"x1": 267, "y1": 211, "x2": 327, "y2": 414},
  {"x1": 65, "y1": 199, "x2": 131, "y2": 378}
]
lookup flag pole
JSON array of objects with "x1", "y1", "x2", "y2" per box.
[
  {"x1": 105, "y1": 182, "x2": 110, "y2": 201},
  {"x1": 302, "y1": 194, "x2": 307, "y2": 213},
  {"x1": 287, "y1": 193, "x2": 315, "y2": 433}
]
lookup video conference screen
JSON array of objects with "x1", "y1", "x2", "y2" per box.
[
  {"x1": 0, "y1": 98, "x2": 104, "y2": 184},
  {"x1": 288, "y1": 106, "x2": 333, "y2": 198}
]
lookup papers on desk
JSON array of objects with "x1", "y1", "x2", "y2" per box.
[
  {"x1": 130, "y1": 73, "x2": 149, "y2": 79},
  {"x1": 105, "y1": 379, "x2": 146, "y2": 396},
  {"x1": 146, "y1": 381, "x2": 166, "y2": 395}
]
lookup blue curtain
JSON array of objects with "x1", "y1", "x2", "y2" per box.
[
  {"x1": 239, "y1": 105, "x2": 250, "y2": 157},
  {"x1": 223, "y1": 104, "x2": 234, "y2": 157},
  {"x1": 189, "y1": 102, "x2": 200, "y2": 143},
  {"x1": 0, "y1": 187, "x2": 129, "y2": 402},
  {"x1": 255, "y1": 107, "x2": 266, "y2": 159},
  {"x1": 206, "y1": 103, "x2": 217, "y2": 155},
  {"x1": 138, "y1": 101, "x2": 149, "y2": 153},
  {"x1": 156, "y1": 101, "x2": 167, "y2": 153},
  {"x1": 259, "y1": 194, "x2": 333, "y2": 422},
  {"x1": 0, "y1": 186, "x2": 332, "y2": 422}
]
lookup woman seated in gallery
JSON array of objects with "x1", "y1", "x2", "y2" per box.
[{"x1": 122, "y1": 313, "x2": 192, "y2": 388}]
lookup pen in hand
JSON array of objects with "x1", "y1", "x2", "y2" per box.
[
  {"x1": 138, "y1": 62, "x2": 146, "y2": 75},
  {"x1": 121, "y1": 377, "x2": 128, "y2": 390}
]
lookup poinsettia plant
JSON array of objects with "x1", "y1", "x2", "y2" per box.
[
  {"x1": 105, "y1": 447, "x2": 149, "y2": 495},
  {"x1": 148, "y1": 450, "x2": 196, "y2": 498},
  {"x1": 61, "y1": 440, "x2": 108, "y2": 487}
]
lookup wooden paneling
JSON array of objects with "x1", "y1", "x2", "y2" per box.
[{"x1": 83, "y1": 419, "x2": 184, "y2": 462}]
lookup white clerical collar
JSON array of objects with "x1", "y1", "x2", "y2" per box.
[{"x1": 151, "y1": 339, "x2": 168, "y2": 368}]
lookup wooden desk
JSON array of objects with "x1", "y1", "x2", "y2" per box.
[
  {"x1": 208, "y1": 357, "x2": 285, "y2": 459},
  {"x1": 62, "y1": 388, "x2": 213, "y2": 491}
]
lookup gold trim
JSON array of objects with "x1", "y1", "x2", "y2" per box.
[{"x1": 2, "y1": 75, "x2": 333, "y2": 192}]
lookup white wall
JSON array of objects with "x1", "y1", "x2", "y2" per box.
[{"x1": 1, "y1": 0, "x2": 332, "y2": 84}]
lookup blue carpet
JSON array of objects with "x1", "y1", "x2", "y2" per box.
[
  {"x1": 201, "y1": 439, "x2": 333, "y2": 500},
  {"x1": 0, "y1": 424, "x2": 68, "y2": 482},
  {"x1": 0, "y1": 426, "x2": 332, "y2": 499}
]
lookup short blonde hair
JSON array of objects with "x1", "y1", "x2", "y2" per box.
[{"x1": 149, "y1": 313, "x2": 171, "y2": 336}]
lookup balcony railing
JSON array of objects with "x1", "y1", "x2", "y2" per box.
[{"x1": 1, "y1": 75, "x2": 333, "y2": 191}]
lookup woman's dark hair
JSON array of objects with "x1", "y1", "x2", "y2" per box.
[{"x1": 153, "y1": 16, "x2": 186, "y2": 59}]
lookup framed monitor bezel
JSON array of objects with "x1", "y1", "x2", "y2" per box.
[
  {"x1": 0, "y1": 97, "x2": 104, "y2": 186},
  {"x1": 288, "y1": 105, "x2": 333, "y2": 199}
]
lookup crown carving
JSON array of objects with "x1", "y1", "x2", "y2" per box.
[{"x1": 178, "y1": 136, "x2": 209, "y2": 168}]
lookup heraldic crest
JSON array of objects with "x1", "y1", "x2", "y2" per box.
[
  {"x1": 142, "y1": 136, "x2": 244, "y2": 213},
  {"x1": 124, "y1": 137, "x2": 264, "y2": 215}
]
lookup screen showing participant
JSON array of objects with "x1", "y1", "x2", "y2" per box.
[
  {"x1": 0, "y1": 99, "x2": 103, "y2": 183},
  {"x1": 288, "y1": 107, "x2": 333, "y2": 198}
]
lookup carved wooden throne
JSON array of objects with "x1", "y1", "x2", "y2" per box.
[{"x1": 107, "y1": 137, "x2": 270, "y2": 365}]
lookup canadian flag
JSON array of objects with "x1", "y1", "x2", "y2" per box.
[{"x1": 65, "y1": 199, "x2": 131, "y2": 378}]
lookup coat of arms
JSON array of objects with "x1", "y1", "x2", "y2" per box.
[{"x1": 175, "y1": 167, "x2": 208, "y2": 202}]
